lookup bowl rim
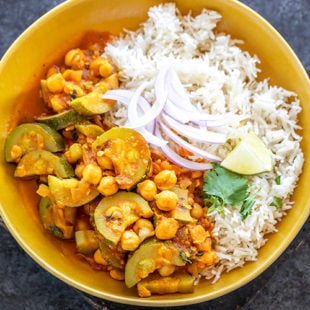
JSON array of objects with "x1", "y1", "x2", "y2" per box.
[{"x1": 0, "y1": 0, "x2": 309, "y2": 306}]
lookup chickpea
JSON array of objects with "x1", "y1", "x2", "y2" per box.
[
  {"x1": 50, "y1": 95, "x2": 67, "y2": 113},
  {"x1": 109, "y1": 269, "x2": 125, "y2": 281},
  {"x1": 93, "y1": 249, "x2": 108, "y2": 265},
  {"x1": 154, "y1": 190, "x2": 178, "y2": 211},
  {"x1": 75, "y1": 163, "x2": 85, "y2": 179},
  {"x1": 9, "y1": 144, "x2": 22, "y2": 162},
  {"x1": 154, "y1": 169, "x2": 177, "y2": 190},
  {"x1": 46, "y1": 73, "x2": 66, "y2": 93},
  {"x1": 155, "y1": 217, "x2": 179, "y2": 240},
  {"x1": 65, "y1": 143, "x2": 83, "y2": 163},
  {"x1": 99, "y1": 61, "x2": 113, "y2": 78},
  {"x1": 189, "y1": 225, "x2": 208, "y2": 244},
  {"x1": 97, "y1": 176, "x2": 119, "y2": 196},
  {"x1": 104, "y1": 73, "x2": 119, "y2": 90},
  {"x1": 133, "y1": 219, "x2": 155, "y2": 241},
  {"x1": 82, "y1": 163, "x2": 102, "y2": 185},
  {"x1": 197, "y1": 251, "x2": 218, "y2": 267},
  {"x1": 96, "y1": 152, "x2": 114, "y2": 170},
  {"x1": 64, "y1": 48, "x2": 84, "y2": 69},
  {"x1": 63, "y1": 82, "x2": 84, "y2": 97},
  {"x1": 136, "y1": 180, "x2": 157, "y2": 201},
  {"x1": 158, "y1": 265, "x2": 175, "y2": 277},
  {"x1": 120, "y1": 230, "x2": 140, "y2": 251},
  {"x1": 62, "y1": 69, "x2": 83, "y2": 82},
  {"x1": 90, "y1": 57, "x2": 113, "y2": 77},
  {"x1": 190, "y1": 203, "x2": 204, "y2": 219}
]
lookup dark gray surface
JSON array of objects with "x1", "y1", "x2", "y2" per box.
[{"x1": 0, "y1": 1, "x2": 309, "y2": 309}]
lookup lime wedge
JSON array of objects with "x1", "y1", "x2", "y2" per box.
[{"x1": 220, "y1": 132, "x2": 273, "y2": 175}]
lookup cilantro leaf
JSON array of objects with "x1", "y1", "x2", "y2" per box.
[
  {"x1": 203, "y1": 164, "x2": 249, "y2": 206},
  {"x1": 240, "y1": 194, "x2": 255, "y2": 220},
  {"x1": 203, "y1": 164, "x2": 255, "y2": 220},
  {"x1": 270, "y1": 196, "x2": 282, "y2": 209},
  {"x1": 179, "y1": 251, "x2": 193, "y2": 264},
  {"x1": 275, "y1": 175, "x2": 281, "y2": 185}
]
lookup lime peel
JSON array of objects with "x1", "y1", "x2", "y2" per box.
[{"x1": 220, "y1": 132, "x2": 273, "y2": 175}]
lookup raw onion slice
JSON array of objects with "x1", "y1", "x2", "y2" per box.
[
  {"x1": 155, "y1": 127, "x2": 213, "y2": 170},
  {"x1": 125, "y1": 66, "x2": 169, "y2": 129},
  {"x1": 166, "y1": 97, "x2": 244, "y2": 125},
  {"x1": 136, "y1": 126, "x2": 167, "y2": 147},
  {"x1": 161, "y1": 113, "x2": 226, "y2": 144},
  {"x1": 158, "y1": 121, "x2": 222, "y2": 162},
  {"x1": 165, "y1": 67, "x2": 199, "y2": 113},
  {"x1": 102, "y1": 64, "x2": 246, "y2": 170},
  {"x1": 154, "y1": 64, "x2": 169, "y2": 102},
  {"x1": 163, "y1": 99, "x2": 191, "y2": 123},
  {"x1": 127, "y1": 81, "x2": 153, "y2": 128},
  {"x1": 103, "y1": 89, "x2": 155, "y2": 132},
  {"x1": 102, "y1": 89, "x2": 151, "y2": 114}
]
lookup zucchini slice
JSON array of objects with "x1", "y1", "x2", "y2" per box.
[
  {"x1": 48, "y1": 175, "x2": 100, "y2": 207},
  {"x1": 137, "y1": 272, "x2": 194, "y2": 297},
  {"x1": 125, "y1": 239, "x2": 186, "y2": 288},
  {"x1": 75, "y1": 230, "x2": 99, "y2": 254},
  {"x1": 39, "y1": 196, "x2": 76, "y2": 239},
  {"x1": 94, "y1": 191, "x2": 153, "y2": 246},
  {"x1": 75, "y1": 123, "x2": 104, "y2": 138},
  {"x1": 36, "y1": 109, "x2": 87, "y2": 130},
  {"x1": 14, "y1": 150, "x2": 74, "y2": 178},
  {"x1": 4, "y1": 123, "x2": 64, "y2": 162},
  {"x1": 98, "y1": 239, "x2": 125, "y2": 270},
  {"x1": 92, "y1": 127, "x2": 151, "y2": 190},
  {"x1": 171, "y1": 187, "x2": 195, "y2": 223},
  {"x1": 71, "y1": 92, "x2": 115, "y2": 116}
]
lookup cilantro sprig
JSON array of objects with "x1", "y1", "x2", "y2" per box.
[{"x1": 203, "y1": 164, "x2": 255, "y2": 220}]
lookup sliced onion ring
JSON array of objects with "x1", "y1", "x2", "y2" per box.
[
  {"x1": 155, "y1": 126, "x2": 213, "y2": 170},
  {"x1": 163, "y1": 99, "x2": 191, "y2": 123},
  {"x1": 165, "y1": 67, "x2": 199, "y2": 113},
  {"x1": 161, "y1": 113, "x2": 227, "y2": 144},
  {"x1": 158, "y1": 121, "x2": 222, "y2": 162},
  {"x1": 136, "y1": 126, "x2": 168, "y2": 147}
]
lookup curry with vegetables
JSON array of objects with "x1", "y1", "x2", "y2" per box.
[{"x1": 4, "y1": 35, "x2": 219, "y2": 297}]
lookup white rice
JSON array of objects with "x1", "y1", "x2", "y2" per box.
[{"x1": 103, "y1": 3, "x2": 304, "y2": 281}]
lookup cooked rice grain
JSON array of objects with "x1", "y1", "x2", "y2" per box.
[{"x1": 104, "y1": 3, "x2": 304, "y2": 281}]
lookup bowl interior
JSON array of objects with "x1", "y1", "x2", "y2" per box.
[{"x1": 0, "y1": 0, "x2": 309, "y2": 306}]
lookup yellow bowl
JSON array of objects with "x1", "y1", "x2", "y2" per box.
[{"x1": 0, "y1": 0, "x2": 309, "y2": 307}]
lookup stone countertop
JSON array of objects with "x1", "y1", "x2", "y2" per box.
[{"x1": 0, "y1": 0, "x2": 309, "y2": 309}]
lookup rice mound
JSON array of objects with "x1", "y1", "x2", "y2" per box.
[{"x1": 104, "y1": 3, "x2": 304, "y2": 281}]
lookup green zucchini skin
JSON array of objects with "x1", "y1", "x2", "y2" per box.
[
  {"x1": 137, "y1": 272, "x2": 194, "y2": 296},
  {"x1": 48, "y1": 175, "x2": 100, "y2": 207},
  {"x1": 75, "y1": 230, "x2": 99, "y2": 254},
  {"x1": 94, "y1": 191, "x2": 153, "y2": 246},
  {"x1": 92, "y1": 127, "x2": 152, "y2": 190},
  {"x1": 36, "y1": 109, "x2": 87, "y2": 130},
  {"x1": 14, "y1": 150, "x2": 74, "y2": 178},
  {"x1": 4, "y1": 123, "x2": 64, "y2": 162},
  {"x1": 70, "y1": 92, "x2": 114, "y2": 116},
  {"x1": 125, "y1": 239, "x2": 186, "y2": 288},
  {"x1": 75, "y1": 123, "x2": 104, "y2": 138},
  {"x1": 39, "y1": 196, "x2": 76, "y2": 239}
]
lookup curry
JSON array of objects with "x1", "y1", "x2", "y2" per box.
[{"x1": 4, "y1": 33, "x2": 218, "y2": 297}]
